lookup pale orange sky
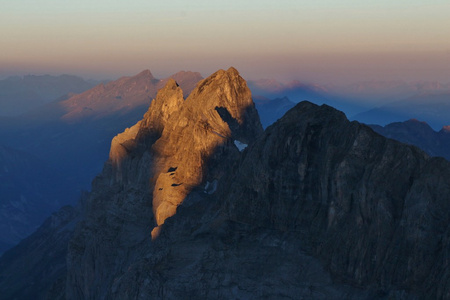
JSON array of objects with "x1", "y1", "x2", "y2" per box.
[{"x1": 1, "y1": 0, "x2": 449, "y2": 84}]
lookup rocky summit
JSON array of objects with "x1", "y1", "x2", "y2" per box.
[
  {"x1": 0, "y1": 68, "x2": 449, "y2": 299},
  {"x1": 65, "y1": 67, "x2": 263, "y2": 299}
]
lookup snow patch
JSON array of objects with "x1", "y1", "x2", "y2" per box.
[
  {"x1": 234, "y1": 140, "x2": 248, "y2": 152},
  {"x1": 204, "y1": 180, "x2": 218, "y2": 194}
]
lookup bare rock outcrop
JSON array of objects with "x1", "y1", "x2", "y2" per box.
[
  {"x1": 222, "y1": 101, "x2": 450, "y2": 298},
  {"x1": 150, "y1": 67, "x2": 260, "y2": 235},
  {"x1": 65, "y1": 67, "x2": 263, "y2": 299}
]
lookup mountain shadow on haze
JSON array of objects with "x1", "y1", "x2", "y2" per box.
[
  {"x1": 353, "y1": 92, "x2": 450, "y2": 130},
  {"x1": 248, "y1": 78, "x2": 372, "y2": 118},
  {"x1": 253, "y1": 96, "x2": 296, "y2": 128}
]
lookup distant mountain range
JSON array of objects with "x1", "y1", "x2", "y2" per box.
[
  {"x1": 1, "y1": 69, "x2": 449, "y2": 299},
  {"x1": 0, "y1": 75, "x2": 98, "y2": 116}
]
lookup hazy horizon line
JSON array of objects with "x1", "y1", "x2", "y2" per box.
[{"x1": 2, "y1": 66, "x2": 450, "y2": 87}]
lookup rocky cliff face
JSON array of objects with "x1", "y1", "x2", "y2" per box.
[
  {"x1": 222, "y1": 102, "x2": 450, "y2": 298},
  {"x1": 65, "y1": 67, "x2": 263, "y2": 298},
  {"x1": 1, "y1": 69, "x2": 449, "y2": 300}
]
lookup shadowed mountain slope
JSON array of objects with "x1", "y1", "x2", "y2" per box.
[
  {"x1": 0, "y1": 145, "x2": 74, "y2": 254},
  {"x1": 221, "y1": 101, "x2": 450, "y2": 298}
]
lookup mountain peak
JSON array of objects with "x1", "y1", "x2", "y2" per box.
[
  {"x1": 441, "y1": 125, "x2": 450, "y2": 133},
  {"x1": 169, "y1": 70, "x2": 202, "y2": 78},
  {"x1": 407, "y1": 118, "x2": 428, "y2": 125},
  {"x1": 203, "y1": 67, "x2": 240, "y2": 84},
  {"x1": 103, "y1": 68, "x2": 263, "y2": 239},
  {"x1": 160, "y1": 71, "x2": 203, "y2": 98},
  {"x1": 135, "y1": 69, "x2": 155, "y2": 80},
  {"x1": 148, "y1": 68, "x2": 262, "y2": 236},
  {"x1": 281, "y1": 101, "x2": 346, "y2": 125},
  {"x1": 164, "y1": 78, "x2": 179, "y2": 89},
  {"x1": 226, "y1": 66, "x2": 239, "y2": 76}
]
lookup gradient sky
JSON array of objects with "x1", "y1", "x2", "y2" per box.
[{"x1": 1, "y1": 0, "x2": 449, "y2": 83}]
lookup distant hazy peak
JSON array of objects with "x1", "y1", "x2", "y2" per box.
[
  {"x1": 135, "y1": 69, "x2": 155, "y2": 79},
  {"x1": 405, "y1": 118, "x2": 431, "y2": 126},
  {"x1": 372, "y1": 118, "x2": 435, "y2": 133},
  {"x1": 194, "y1": 67, "x2": 242, "y2": 88},
  {"x1": 441, "y1": 125, "x2": 450, "y2": 133},
  {"x1": 162, "y1": 71, "x2": 203, "y2": 98},
  {"x1": 164, "y1": 78, "x2": 179, "y2": 88},
  {"x1": 226, "y1": 66, "x2": 239, "y2": 75}
]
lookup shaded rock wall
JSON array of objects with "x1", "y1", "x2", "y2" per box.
[{"x1": 223, "y1": 102, "x2": 450, "y2": 298}]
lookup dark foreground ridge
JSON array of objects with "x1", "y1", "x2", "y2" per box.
[{"x1": 0, "y1": 69, "x2": 449, "y2": 299}]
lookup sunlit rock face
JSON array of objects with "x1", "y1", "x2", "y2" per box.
[
  {"x1": 108, "y1": 78, "x2": 184, "y2": 183},
  {"x1": 65, "y1": 67, "x2": 263, "y2": 298},
  {"x1": 150, "y1": 68, "x2": 261, "y2": 235},
  {"x1": 107, "y1": 68, "x2": 262, "y2": 235}
]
